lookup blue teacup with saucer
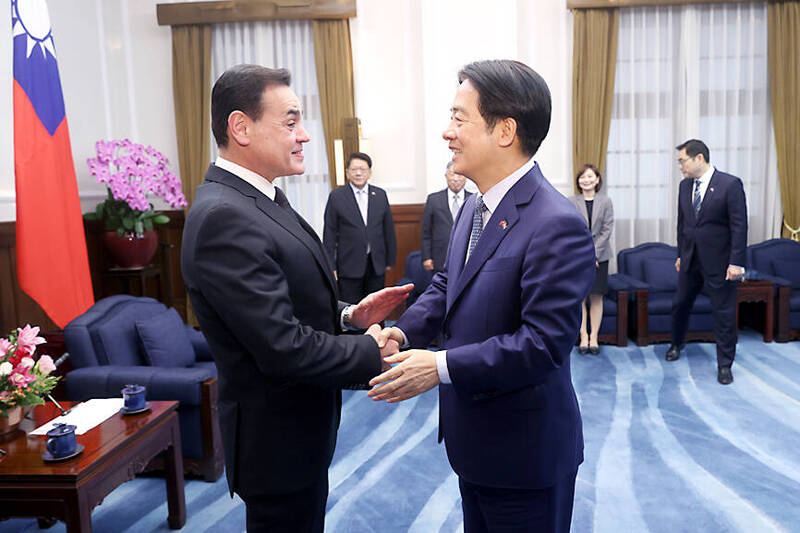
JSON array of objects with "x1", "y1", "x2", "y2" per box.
[
  {"x1": 43, "y1": 423, "x2": 83, "y2": 462},
  {"x1": 120, "y1": 384, "x2": 150, "y2": 415}
]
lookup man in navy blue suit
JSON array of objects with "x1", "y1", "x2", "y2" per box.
[
  {"x1": 369, "y1": 60, "x2": 596, "y2": 532},
  {"x1": 666, "y1": 139, "x2": 748, "y2": 385}
]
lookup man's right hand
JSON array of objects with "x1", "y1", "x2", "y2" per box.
[
  {"x1": 366, "y1": 324, "x2": 400, "y2": 371},
  {"x1": 375, "y1": 326, "x2": 405, "y2": 349},
  {"x1": 675, "y1": 258, "x2": 680, "y2": 272},
  {"x1": 422, "y1": 259, "x2": 434, "y2": 271}
]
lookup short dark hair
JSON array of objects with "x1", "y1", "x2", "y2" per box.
[
  {"x1": 346, "y1": 152, "x2": 372, "y2": 169},
  {"x1": 445, "y1": 160, "x2": 455, "y2": 172},
  {"x1": 676, "y1": 139, "x2": 710, "y2": 164},
  {"x1": 211, "y1": 64, "x2": 291, "y2": 148},
  {"x1": 576, "y1": 164, "x2": 603, "y2": 192},
  {"x1": 457, "y1": 60, "x2": 551, "y2": 157}
]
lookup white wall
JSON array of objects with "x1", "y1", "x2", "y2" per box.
[
  {"x1": 351, "y1": 0, "x2": 574, "y2": 204},
  {"x1": 1, "y1": 0, "x2": 181, "y2": 222},
  {"x1": 1, "y1": 0, "x2": 574, "y2": 221}
]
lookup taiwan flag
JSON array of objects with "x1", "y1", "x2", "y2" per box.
[{"x1": 12, "y1": 0, "x2": 93, "y2": 328}]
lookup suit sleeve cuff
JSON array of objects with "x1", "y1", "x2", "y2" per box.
[
  {"x1": 395, "y1": 327, "x2": 410, "y2": 349},
  {"x1": 436, "y1": 350, "x2": 451, "y2": 384}
]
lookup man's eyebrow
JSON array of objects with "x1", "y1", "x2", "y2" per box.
[
  {"x1": 451, "y1": 106, "x2": 464, "y2": 114},
  {"x1": 287, "y1": 108, "x2": 301, "y2": 118}
]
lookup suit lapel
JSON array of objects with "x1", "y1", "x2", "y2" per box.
[
  {"x1": 366, "y1": 185, "x2": 378, "y2": 226},
  {"x1": 206, "y1": 165, "x2": 338, "y2": 296},
  {"x1": 443, "y1": 190, "x2": 454, "y2": 224},
  {"x1": 576, "y1": 197, "x2": 589, "y2": 226},
  {"x1": 697, "y1": 171, "x2": 718, "y2": 223},
  {"x1": 345, "y1": 184, "x2": 366, "y2": 227},
  {"x1": 446, "y1": 165, "x2": 541, "y2": 313}
]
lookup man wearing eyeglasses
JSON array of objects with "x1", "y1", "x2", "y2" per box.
[{"x1": 667, "y1": 139, "x2": 747, "y2": 385}]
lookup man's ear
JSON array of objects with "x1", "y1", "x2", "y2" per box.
[
  {"x1": 495, "y1": 117, "x2": 517, "y2": 149},
  {"x1": 227, "y1": 110, "x2": 251, "y2": 147}
]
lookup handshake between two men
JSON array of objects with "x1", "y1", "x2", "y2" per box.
[{"x1": 354, "y1": 283, "x2": 441, "y2": 404}]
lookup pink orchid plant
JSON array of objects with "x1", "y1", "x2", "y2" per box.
[
  {"x1": 0, "y1": 325, "x2": 59, "y2": 417},
  {"x1": 85, "y1": 139, "x2": 188, "y2": 236}
]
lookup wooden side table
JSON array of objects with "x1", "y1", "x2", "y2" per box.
[{"x1": 737, "y1": 279, "x2": 774, "y2": 342}]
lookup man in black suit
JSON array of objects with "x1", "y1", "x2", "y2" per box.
[
  {"x1": 181, "y1": 65, "x2": 410, "y2": 532},
  {"x1": 323, "y1": 152, "x2": 397, "y2": 304},
  {"x1": 667, "y1": 139, "x2": 747, "y2": 385},
  {"x1": 421, "y1": 161, "x2": 471, "y2": 272}
]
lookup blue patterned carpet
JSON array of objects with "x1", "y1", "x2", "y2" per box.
[{"x1": 2, "y1": 330, "x2": 799, "y2": 532}]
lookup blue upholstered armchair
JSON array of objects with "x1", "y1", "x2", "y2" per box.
[
  {"x1": 397, "y1": 250, "x2": 434, "y2": 308},
  {"x1": 63, "y1": 295, "x2": 223, "y2": 481},
  {"x1": 746, "y1": 238, "x2": 800, "y2": 342},
  {"x1": 617, "y1": 242, "x2": 715, "y2": 346}
]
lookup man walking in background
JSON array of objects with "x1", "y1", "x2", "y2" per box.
[{"x1": 667, "y1": 139, "x2": 747, "y2": 385}]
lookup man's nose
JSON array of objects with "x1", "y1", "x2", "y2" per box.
[
  {"x1": 297, "y1": 124, "x2": 310, "y2": 142},
  {"x1": 442, "y1": 125, "x2": 455, "y2": 140}
]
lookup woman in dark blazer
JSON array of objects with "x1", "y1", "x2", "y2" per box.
[{"x1": 569, "y1": 164, "x2": 614, "y2": 354}]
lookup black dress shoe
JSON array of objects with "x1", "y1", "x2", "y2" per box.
[
  {"x1": 718, "y1": 366, "x2": 733, "y2": 385},
  {"x1": 665, "y1": 345, "x2": 681, "y2": 361},
  {"x1": 578, "y1": 346, "x2": 589, "y2": 355},
  {"x1": 589, "y1": 345, "x2": 600, "y2": 355}
]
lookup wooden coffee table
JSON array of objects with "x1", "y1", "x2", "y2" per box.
[{"x1": 0, "y1": 400, "x2": 186, "y2": 532}]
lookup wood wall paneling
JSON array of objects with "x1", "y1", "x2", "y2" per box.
[
  {"x1": 1, "y1": 205, "x2": 422, "y2": 333},
  {"x1": 567, "y1": 0, "x2": 764, "y2": 8}
]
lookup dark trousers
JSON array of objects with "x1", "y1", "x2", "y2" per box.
[
  {"x1": 671, "y1": 257, "x2": 738, "y2": 367},
  {"x1": 241, "y1": 469, "x2": 328, "y2": 533},
  {"x1": 338, "y1": 254, "x2": 385, "y2": 304},
  {"x1": 459, "y1": 470, "x2": 577, "y2": 533}
]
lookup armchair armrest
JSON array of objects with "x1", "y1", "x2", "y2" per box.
[
  {"x1": 65, "y1": 365, "x2": 216, "y2": 406},
  {"x1": 613, "y1": 272, "x2": 652, "y2": 301},
  {"x1": 745, "y1": 270, "x2": 792, "y2": 288}
]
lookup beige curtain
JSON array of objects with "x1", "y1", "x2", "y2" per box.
[
  {"x1": 171, "y1": 24, "x2": 212, "y2": 207},
  {"x1": 571, "y1": 8, "x2": 619, "y2": 190},
  {"x1": 312, "y1": 19, "x2": 355, "y2": 190},
  {"x1": 171, "y1": 24, "x2": 211, "y2": 325},
  {"x1": 768, "y1": 1, "x2": 800, "y2": 240}
]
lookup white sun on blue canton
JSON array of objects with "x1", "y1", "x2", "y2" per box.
[{"x1": 11, "y1": 0, "x2": 57, "y2": 60}]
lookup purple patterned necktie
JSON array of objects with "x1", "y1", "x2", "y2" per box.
[{"x1": 693, "y1": 179, "x2": 702, "y2": 215}]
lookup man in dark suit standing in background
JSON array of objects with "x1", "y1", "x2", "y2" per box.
[
  {"x1": 181, "y1": 65, "x2": 410, "y2": 532},
  {"x1": 323, "y1": 152, "x2": 397, "y2": 304},
  {"x1": 370, "y1": 60, "x2": 596, "y2": 533},
  {"x1": 421, "y1": 161, "x2": 471, "y2": 272},
  {"x1": 667, "y1": 139, "x2": 747, "y2": 385}
]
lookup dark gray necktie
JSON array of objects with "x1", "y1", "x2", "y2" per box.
[
  {"x1": 693, "y1": 179, "x2": 702, "y2": 215},
  {"x1": 274, "y1": 186, "x2": 292, "y2": 213}
]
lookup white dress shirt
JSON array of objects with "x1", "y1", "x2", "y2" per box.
[
  {"x1": 215, "y1": 156, "x2": 276, "y2": 201},
  {"x1": 693, "y1": 165, "x2": 714, "y2": 205},
  {"x1": 449, "y1": 189, "x2": 465, "y2": 219}
]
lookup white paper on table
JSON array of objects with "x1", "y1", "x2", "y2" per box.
[{"x1": 30, "y1": 398, "x2": 125, "y2": 435}]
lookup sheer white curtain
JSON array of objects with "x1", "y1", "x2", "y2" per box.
[
  {"x1": 605, "y1": 2, "x2": 781, "y2": 269},
  {"x1": 210, "y1": 20, "x2": 330, "y2": 235}
]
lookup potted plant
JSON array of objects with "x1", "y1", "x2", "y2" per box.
[
  {"x1": 85, "y1": 139, "x2": 187, "y2": 268},
  {"x1": 0, "y1": 325, "x2": 59, "y2": 437}
]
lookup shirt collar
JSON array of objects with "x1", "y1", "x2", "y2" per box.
[
  {"x1": 215, "y1": 156, "x2": 275, "y2": 201},
  {"x1": 479, "y1": 157, "x2": 536, "y2": 215},
  {"x1": 697, "y1": 165, "x2": 715, "y2": 184},
  {"x1": 349, "y1": 182, "x2": 368, "y2": 195}
]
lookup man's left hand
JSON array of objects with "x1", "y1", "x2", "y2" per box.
[
  {"x1": 350, "y1": 284, "x2": 414, "y2": 328},
  {"x1": 368, "y1": 349, "x2": 439, "y2": 403},
  {"x1": 726, "y1": 265, "x2": 745, "y2": 281}
]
